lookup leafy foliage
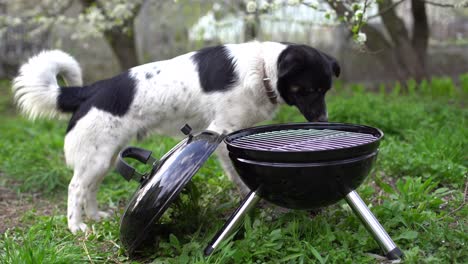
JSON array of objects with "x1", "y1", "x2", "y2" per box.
[{"x1": 0, "y1": 0, "x2": 145, "y2": 39}]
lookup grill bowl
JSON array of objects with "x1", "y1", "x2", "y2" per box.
[
  {"x1": 230, "y1": 151, "x2": 378, "y2": 209},
  {"x1": 225, "y1": 123, "x2": 383, "y2": 209}
]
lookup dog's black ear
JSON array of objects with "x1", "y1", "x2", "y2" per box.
[
  {"x1": 320, "y1": 51, "x2": 341, "y2": 77},
  {"x1": 331, "y1": 60, "x2": 340, "y2": 77},
  {"x1": 278, "y1": 48, "x2": 306, "y2": 79}
]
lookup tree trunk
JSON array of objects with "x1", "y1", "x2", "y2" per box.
[
  {"x1": 411, "y1": 0, "x2": 429, "y2": 73},
  {"x1": 244, "y1": 15, "x2": 260, "y2": 41},
  {"x1": 0, "y1": 2, "x2": 6, "y2": 77},
  {"x1": 238, "y1": 1, "x2": 261, "y2": 41},
  {"x1": 378, "y1": 0, "x2": 426, "y2": 81},
  {"x1": 103, "y1": 27, "x2": 139, "y2": 71},
  {"x1": 80, "y1": 0, "x2": 142, "y2": 71},
  {"x1": 360, "y1": 24, "x2": 410, "y2": 82}
]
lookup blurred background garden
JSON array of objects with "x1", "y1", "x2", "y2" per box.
[
  {"x1": 0, "y1": 0, "x2": 466, "y2": 263},
  {"x1": 2, "y1": 0, "x2": 468, "y2": 84}
]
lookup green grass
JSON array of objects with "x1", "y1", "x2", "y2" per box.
[{"x1": 0, "y1": 78, "x2": 466, "y2": 263}]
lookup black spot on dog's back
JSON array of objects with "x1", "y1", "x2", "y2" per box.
[
  {"x1": 91, "y1": 71, "x2": 136, "y2": 116},
  {"x1": 65, "y1": 71, "x2": 136, "y2": 132},
  {"x1": 192, "y1": 45, "x2": 237, "y2": 93},
  {"x1": 145, "y1": 72, "x2": 153, "y2": 79}
]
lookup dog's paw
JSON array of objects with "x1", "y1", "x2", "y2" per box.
[
  {"x1": 69, "y1": 222, "x2": 88, "y2": 234},
  {"x1": 88, "y1": 210, "x2": 112, "y2": 222}
]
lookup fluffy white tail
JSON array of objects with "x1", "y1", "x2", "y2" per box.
[{"x1": 12, "y1": 50, "x2": 83, "y2": 120}]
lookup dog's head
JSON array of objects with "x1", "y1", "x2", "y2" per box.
[{"x1": 276, "y1": 44, "x2": 340, "y2": 122}]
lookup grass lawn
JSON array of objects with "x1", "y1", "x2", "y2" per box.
[{"x1": 0, "y1": 79, "x2": 466, "y2": 263}]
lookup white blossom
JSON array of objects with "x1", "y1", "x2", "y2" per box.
[
  {"x1": 274, "y1": 0, "x2": 283, "y2": 5},
  {"x1": 12, "y1": 17, "x2": 22, "y2": 26},
  {"x1": 356, "y1": 32, "x2": 367, "y2": 44},
  {"x1": 258, "y1": 0, "x2": 271, "y2": 10},
  {"x1": 305, "y1": 0, "x2": 319, "y2": 8},
  {"x1": 246, "y1": 1, "x2": 257, "y2": 13},
  {"x1": 353, "y1": 10, "x2": 364, "y2": 22},
  {"x1": 109, "y1": 4, "x2": 132, "y2": 19},
  {"x1": 213, "y1": 3, "x2": 221, "y2": 11},
  {"x1": 287, "y1": 0, "x2": 300, "y2": 5}
]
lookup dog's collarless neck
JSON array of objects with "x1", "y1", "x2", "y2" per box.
[{"x1": 262, "y1": 61, "x2": 278, "y2": 105}]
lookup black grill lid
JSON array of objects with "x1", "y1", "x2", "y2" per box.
[
  {"x1": 225, "y1": 123, "x2": 383, "y2": 163},
  {"x1": 119, "y1": 129, "x2": 224, "y2": 255}
]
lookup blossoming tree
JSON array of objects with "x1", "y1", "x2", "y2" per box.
[{"x1": 1, "y1": 0, "x2": 466, "y2": 81}]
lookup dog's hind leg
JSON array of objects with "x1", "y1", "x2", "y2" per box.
[
  {"x1": 83, "y1": 151, "x2": 123, "y2": 222},
  {"x1": 67, "y1": 154, "x2": 114, "y2": 233},
  {"x1": 82, "y1": 155, "x2": 116, "y2": 222},
  {"x1": 64, "y1": 107, "x2": 139, "y2": 233},
  {"x1": 65, "y1": 128, "x2": 127, "y2": 233}
]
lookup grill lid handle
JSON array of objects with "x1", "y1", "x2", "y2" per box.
[
  {"x1": 115, "y1": 146, "x2": 157, "y2": 182},
  {"x1": 180, "y1": 124, "x2": 192, "y2": 135},
  {"x1": 180, "y1": 124, "x2": 193, "y2": 140}
]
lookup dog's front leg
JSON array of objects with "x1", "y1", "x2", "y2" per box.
[
  {"x1": 206, "y1": 122, "x2": 251, "y2": 195},
  {"x1": 215, "y1": 144, "x2": 250, "y2": 196}
]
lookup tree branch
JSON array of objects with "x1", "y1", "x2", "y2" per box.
[
  {"x1": 301, "y1": 2, "x2": 329, "y2": 13},
  {"x1": 324, "y1": 0, "x2": 352, "y2": 21},
  {"x1": 421, "y1": 0, "x2": 468, "y2": 8},
  {"x1": 378, "y1": 0, "x2": 412, "y2": 45},
  {"x1": 80, "y1": 0, "x2": 147, "y2": 28},
  {"x1": 368, "y1": 0, "x2": 408, "y2": 20},
  {"x1": 324, "y1": 0, "x2": 393, "y2": 49},
  {"x1": 356, "y1": 0, "x2": 371, "y2": 32},
  {"x1": 40, "y1": 0, "x2": 74, "y2": 17}
]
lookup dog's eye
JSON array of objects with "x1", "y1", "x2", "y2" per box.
[
  {"x1": 290, "y1": 86, "x2": 300, "y2": 92},
  {"x1": 298, "y1": 89, "x2": 312, "y2": 96}
]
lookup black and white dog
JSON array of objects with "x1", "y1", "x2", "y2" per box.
[{"x1": 13, "y1": 41, "x2": 340, "y2": 233}]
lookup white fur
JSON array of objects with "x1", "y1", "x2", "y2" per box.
[
  {"x1": 13, "y1": 41, "x2": 288, "y2": 233},
  {"x1": 12, "y1": 50, "x2": 82, "y2": 120}
]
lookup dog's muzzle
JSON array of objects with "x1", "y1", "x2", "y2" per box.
[{"x1": 317, "y1": 111, "x2": 328, "y2": 122}]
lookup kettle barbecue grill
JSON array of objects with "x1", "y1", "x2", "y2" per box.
[{"x1": 116, "y1": 123, "x2": 403, "y2": 260}]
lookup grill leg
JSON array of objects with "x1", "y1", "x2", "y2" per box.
[
  {"x1": 204, "y1": 190, "x2": 261, "y2": 256},
  {"x1": 345, "y1": 190, "x2": 404, "y2": 260}
]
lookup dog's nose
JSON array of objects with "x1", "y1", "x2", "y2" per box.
[{"x1": 317, "y1": 112, "x2": 328, "y2": 122}]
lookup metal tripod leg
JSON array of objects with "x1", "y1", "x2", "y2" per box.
[
  {"x1": 204, "y1": 191, "x2": 261, "y2": 256},
  {"x1": 345, "y1": 190, "x2": 404, "y2": 260}
]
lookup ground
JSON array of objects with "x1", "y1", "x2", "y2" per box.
[{"x1": 0, "y1": 79, "x2": 467, "y2": 263}]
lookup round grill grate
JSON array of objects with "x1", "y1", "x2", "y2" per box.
[{"x1": 230, "y1": 129, "x2": 378, "y2": 152}]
